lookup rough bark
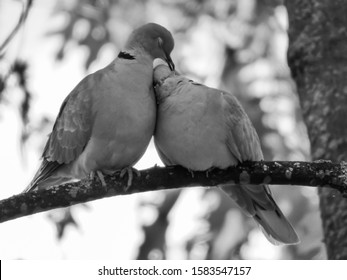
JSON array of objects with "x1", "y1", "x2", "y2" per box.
[
  {"x1": 286, "y1": 0, "x2": 347, "y2": 259},
  {"x1": 1, "y1": 161, "x2": 346, "y2": 224}
]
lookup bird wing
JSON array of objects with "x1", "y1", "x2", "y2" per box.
[
  {"x1": 222, "y1": 92, "x2": 263, "y2": 162},
  {"x1": 222, "y1": 92, "x2": 274, "y2": 213},
  {"x1": 43, "y1": 74, "x2": 95, "y2": 164},
  {"x1": 28, "y1": 72, "x2": 96, "y2": 188},
  {"x1": 221, "y1": 92, "x2": 298, "y2": 245}
]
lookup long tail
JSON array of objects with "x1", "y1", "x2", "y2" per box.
[
  {"x1": 23, "y1": 160, "x2": 67, "y2": 193},
  {"x1": 23, "y1": 175, "x2": 69, "y2": 193},
  {"x1": 220, "y1": 184, "x2": 299, "y2": 245}
]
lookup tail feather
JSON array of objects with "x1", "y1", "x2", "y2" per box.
[
  {"x1": 24, "y1": 160, "x2": 67, "y2": 193},
  {"x1": 23, "y1": 176, "x2": 70, "y2": 193},
  {"x1": 220, "y1": 184, "x2": 299, "y2": 245},
  {"x1": 253, "y1": 205, "x2": 299, "y2": 245}
]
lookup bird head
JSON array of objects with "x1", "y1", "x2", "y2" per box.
[{"x1": 126, "y1": 23, "x2": 175, "y2": 71}]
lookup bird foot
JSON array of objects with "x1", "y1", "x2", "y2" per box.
[
  {"x1": 187, "y1": 168, "x2": 195, "y2": 178},
  {"x1": 205, "y1": 167, "x2": 215, "y2": 178},
  {"x1": 89, "y1": 170, "x2": 107, "y2": 188},
  {"x1": 120, "y1": 167, "x2": 141, "y2": 191}
]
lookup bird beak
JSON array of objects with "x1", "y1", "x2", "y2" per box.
[
  {"x1": 164, "y1": 52, "x2": 175, "y2": 71},
  {"x1": 158, "y1": 37, "x2": 175, "y2": 71}
]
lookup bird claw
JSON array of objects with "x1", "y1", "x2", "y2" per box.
[
  {"x1": 89, "y1": 170, "x2": 107, "y2": 188},
  {"x1": 120, "y1": 167, "x2": 141, "y2": 191},
  {"x1": 205, "y1": 167, "x2": 215, "y2": 178}
]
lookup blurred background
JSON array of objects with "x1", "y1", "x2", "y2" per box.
[{"x1": 0, "y1": 0, "x2": 325, "y2": 259}]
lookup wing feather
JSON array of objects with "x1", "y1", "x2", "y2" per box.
[
  {"x1": 221, "y1": 91, "x2": 274, "y2": 214},
  {"x1": 43, "y1": 73, "x2": 96, "y2": 164},
  {"x1": 222, "y1": 92, "x2": 263, "y2": 162},
  {"x1": 25, "y1": 72, "x2": 97, "y2": 191}
]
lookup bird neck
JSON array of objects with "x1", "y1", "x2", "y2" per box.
[{"x1": 123, "y1": 46, "x2": 153, "y2": 63}]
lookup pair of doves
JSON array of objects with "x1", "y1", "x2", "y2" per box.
[{"x1": 24, "y1": 23, "x2": 298, "y2": 245}]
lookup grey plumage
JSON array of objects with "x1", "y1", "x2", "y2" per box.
[
  {"x1": 25, "y1": 23, "x2": 175, "y2": 192},
  {"x1": 153, "y1": 64, "x2": 299, "y2": 245}
]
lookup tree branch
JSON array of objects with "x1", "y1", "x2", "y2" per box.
[
  {"x1": 0, "y1": 0, "x2": 32, "y2": 54},
  {"x1": 1, "y1": 160, "x2": 347, "y2": 224}
]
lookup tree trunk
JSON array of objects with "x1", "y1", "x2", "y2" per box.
[{"x1": 286, "y1": 0, "x2": 347, "y2": 259}]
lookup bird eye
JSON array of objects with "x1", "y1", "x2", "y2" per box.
[{"x1": 158, "y1": 37, "x2": 163, "y2": 48}]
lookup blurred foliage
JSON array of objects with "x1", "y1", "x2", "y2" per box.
[
  {"x1": 47, "y1": 204, "x2": 90, "y2": 239},
  {"x1": 0, "y1": 59, "x2": 32, "y2": 146},
  {"x1": 0, "y1": 0, "x2": 326, "y2": 259},
  {"x1": 48, "y1": 207, "x2": 79, "y2": 239},
  {"x1": 194, "y1": 190, "x2": 250, "y2": 259},
  {"x1": 0, "y1": 0, "x2": 32, "y2": 54},
  {"x1": 47, "y1": 0, "x2": 111, "y2": 69},
  {"x1": 0, "y1": 0, "x2": 33, "y2": 145},
  {"x1": 136, "y1": 190, "x2": 181, "y2": 260}
]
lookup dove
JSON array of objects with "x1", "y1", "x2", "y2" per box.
[
  {"x1": 24, "y1": 23, "x2": 175, "y2": 192},
  {"x1": 153, "y1": 64, "x2": 299, "y2": 245}
]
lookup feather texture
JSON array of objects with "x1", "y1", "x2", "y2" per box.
[
  {"x1": 153, "y1": 64, "x2": 299, "y2": 245},
  {"x1": 25, "y1": 23, "x2": 175, "y2": 192}
]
